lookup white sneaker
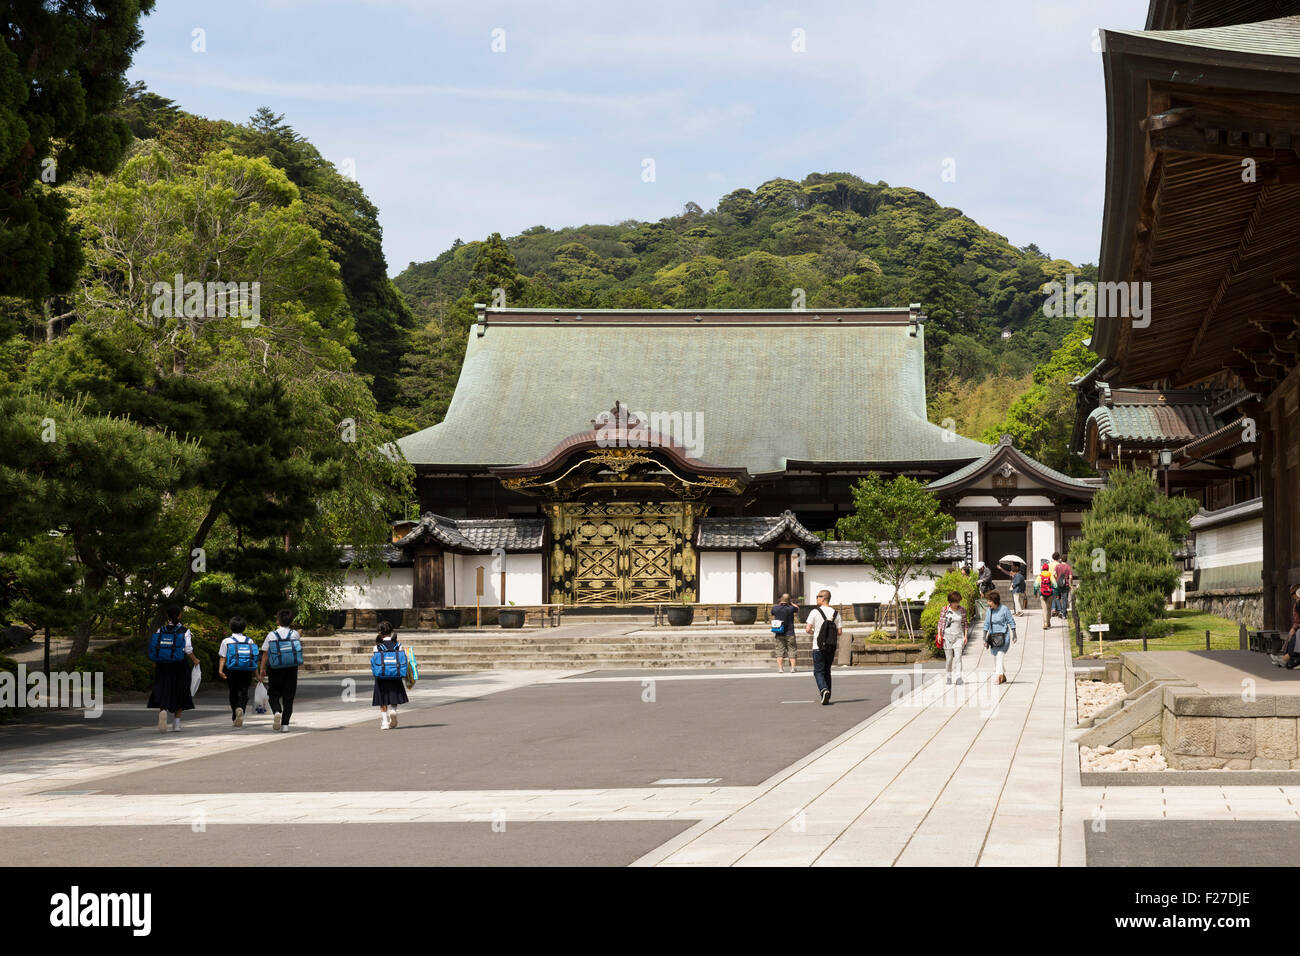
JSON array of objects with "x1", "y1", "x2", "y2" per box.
[
  {"x1": 234, "y1": 707, "x2": 244, "y2": 728},
  {"x1": 273, "y1": 712, "x2": 282, "y2": 731},
  {"x1": 380, "y1": 714, "x2": 390, "y2": 730},
  {"x1": 389, "y1": 711, "x2": 398, "y2": 729},
  {"x1": 157, "y1": 710, "x2": 168, "y2": 733},
  {"x1": 172, "y1": 720, "x2": 181, "y2": 732}
]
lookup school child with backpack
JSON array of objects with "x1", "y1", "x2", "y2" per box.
[
  {"x1": 259, "y1": 608, "x2": 303, "y2": 732},
  {"x1": 217, "y1": 616, "x2": 259, "y2": 727},
  {"x1": 370, "y1": 621, "x2": 410, "y2": 730},
  {"x1": 146, "y1": 604, "x2": 200, "y2": 733}
]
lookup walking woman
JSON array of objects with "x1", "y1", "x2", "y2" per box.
[
  {"x1": 983, "y1": 591, "x2": 1017, "y2": 685},
  {"x1": 147, "y1": 604, "x2": 200, "y2": 733},
  {"x1": 371, "y1": 621, "x2": 409, "y2": 730},
  {"x1": 937, "y1": 590, "x2": 969, "y2": 685}
]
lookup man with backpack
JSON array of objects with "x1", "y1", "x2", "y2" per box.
[
  {"x1": 259, "y1": 608, "x2": 302, "y2": 732},
  {"x1": 217, "y1": 615, "x2": 259, "y2": 728},
  {"x1": 1037, "y1": 559, "x2": 1055, "y2": 628},
  {"x1": 804, "y1": 589, "x2": 842, "y2": 705},
  {"x1": 1052, "y1": 553, "x2": 1073, "y2": 619}
]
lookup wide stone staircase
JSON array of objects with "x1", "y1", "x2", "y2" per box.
[{"x1": 300, "y1": 621, "x2": 882, "y2": 672}]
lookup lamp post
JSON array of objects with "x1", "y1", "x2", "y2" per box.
[{"x1": 1159, "y1": 449, "x2": 1173, "y2": 495}]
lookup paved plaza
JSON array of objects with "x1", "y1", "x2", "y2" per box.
[{"x1": 3, "y1": 614, "x2": 1300, "y2": 866}]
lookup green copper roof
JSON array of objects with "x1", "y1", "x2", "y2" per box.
[
  {"x1": 1108, "y1": 15, "x2": 1300, "y2": 58},
  {"x1": 396, "y1": 309, "x2": 989, "y2": 474}
]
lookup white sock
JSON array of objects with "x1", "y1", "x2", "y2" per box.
[{"x1": 173, "y1": 717, "x2": 181, "y2": 729}]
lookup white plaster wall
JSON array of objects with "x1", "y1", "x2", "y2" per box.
[
  {"x1": 805, "y1": 564, "x2": 951, "y2": 604},
  {"x1": 444, "y1": 559, "x2": 456, "y2": 607},
  {"x1": 699, "y1": 552, "x2": 736, "y2": 603},
  {"x1": 340, "y1": 568, "x2": 413, "y2": 609},
  {"x1": 503, "y1": 553, "x2": 544, "y2": 605},
  {"x1": 449, "y1": 553, "x2": 543, "y2": 605},
  {"x1": 740, "y1": 552, "x2": 771, "y2": 603},
  {"x1": 1031, "y1": 520, "x2": 1057, "y2": 568},
  {"x1": 1195, "y1": 518, "x2": 1264, "y2": 570}
]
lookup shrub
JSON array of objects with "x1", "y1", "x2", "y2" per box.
[{"x1": 65, "y1": 631, "x2": 223, "y2": 694}]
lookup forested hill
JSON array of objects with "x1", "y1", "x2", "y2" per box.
[{"x1": 392, "y1": 172, "x2": 1100, "y2": 474}]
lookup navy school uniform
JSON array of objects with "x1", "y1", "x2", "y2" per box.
[{"x1": 147, "y1": 625, "x2": 195, "y2": 713}]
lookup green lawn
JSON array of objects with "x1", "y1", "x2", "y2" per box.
[{"x1": 1070, "y1": 608, "x2": 1243, "y2": 658}]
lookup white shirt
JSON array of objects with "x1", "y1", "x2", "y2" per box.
[
  {"x1": 262, "y1": 626, "x2": 298, "y2": 650},
  {"x1": 807, "y1": 605, "x2": 842, "y2": 651}
]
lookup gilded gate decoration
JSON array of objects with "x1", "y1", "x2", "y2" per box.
[{"x1": 548, "y1": 500, "x2": 701, "y2": 605}]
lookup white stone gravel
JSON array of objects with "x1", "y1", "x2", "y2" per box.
[
  {"x1": 1076, "y1": 680, "x2": 1128, "y2": 721},
  {"x1": 1080, "y1": 744, "x2": 1168, "y2": 772}
]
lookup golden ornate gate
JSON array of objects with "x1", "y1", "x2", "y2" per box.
[{"x1": 549, "y1": 500, "x2": 701, "y2": 605}]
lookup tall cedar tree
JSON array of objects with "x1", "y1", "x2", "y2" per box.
[{"x1": 0, "y1": 0, "x2": 155, "y2": 299}]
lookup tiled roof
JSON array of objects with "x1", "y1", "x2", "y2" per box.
[
  {"x1": 697, "y1": 512, "x2": 819, "y2": 549},
  {"x1": 396, "y1": 310, "x2": 989, "y2": 474},
  {"x1": 1087, "y1": 401, "x2": 1219, "y2": 445},
  {"x1": 927, "y1": 435, "x2": 1096, "y2": 494},
  {"x1": 1189, "y1": 497, "x2": 1263, "y2": 532},
  {"x1": 340, "y1": 543, "x2": 410, "y2": 567},
  {"x1": 696, "y1": 514, "x2": 964, "y2": 563},
  {"x1": 394, "y1": 513, "x2": 545, "y2": 553}
]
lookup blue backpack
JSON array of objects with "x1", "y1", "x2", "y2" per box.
[
  {"x1": 264, "y1": 630, "x2": 303, "y2": 669},
  {"x1": 370, "y1": 643, "x2": 408, "y2": 680},
  {"x1": 148, "y1": 624, "x2": 188, "y2": 663},
  {"x1": 224, "y1": 636, "x2": 258, "y2": 671}
]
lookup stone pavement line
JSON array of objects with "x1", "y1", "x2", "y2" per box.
[
  {"x1": 643, "y1": 612, "x2": 1078, "y2": 867},
  {"x1": 0, "y1": 786, "x2": 761, "y2": 826},
  {"x1": 0, "y1": 670, "x2": 581, "y2": 800}
]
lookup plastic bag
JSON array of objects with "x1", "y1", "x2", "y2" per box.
[
  {"x1": 253, "y1": 681, "x2": 269, "y2": 714},
  {"x1": 190, "y1": 663, "x2": 202, "y2": 696}
]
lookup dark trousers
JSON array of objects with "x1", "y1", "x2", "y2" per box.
[
  {"x1": 812, "y1": 649, "x2": 833, "y2": 697},
  {"x1": 226, "y1": 671, "x2": 253, "y2": 719},
  {"x1": 267, "y1": 667, "x2": 298, "y2": 724}
]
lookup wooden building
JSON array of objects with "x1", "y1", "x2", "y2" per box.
[
  {"x1": 376, "y1": 307, "x2": 1094, "y2": 616},
  {"x1": 1078, "y1": 2, "x2": 1300, "y2": 628}
]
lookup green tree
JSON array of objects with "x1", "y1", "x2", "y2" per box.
[
  {"x1": 0, "y1": 0, "x2": 156, "y2": 299},
  {"x1": 1068, "y1": 469, "x2": 1194, "y2": 641},
  {"x1": 980, "y1": 316, "x2": 1098, "y2": 475},
  {"x1": 836, "y1": 474, "x2": 957, "y2": 636}
]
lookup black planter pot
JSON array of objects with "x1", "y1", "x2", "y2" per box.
[
  {"x1": 852, "y1": 602, "x2": 881, "y2": 624},
  {"x1": 434, "y1": 609, "x2": 461, "y2": 630},
  {"x1": 729, "y1": 605, "x2": 757, "y2": 625},
  {"x1": 666, "y1": 606, "x2": 695, "y2": 627},
  {"x1": 499, "y1": 608, "x2": 526, "y2": 629},
  {"x1": 901, "y1": 603, "x2": 925, "y2": 632},
  {"x1": 379, "y1": 608, "x2": 405, "y2": 629},
  {"x1": 796, "y1": 605, "x2": 813, "y2": 623},
  {"x1": 327, "y1": 610, "x2": 348, "y2": 629}
]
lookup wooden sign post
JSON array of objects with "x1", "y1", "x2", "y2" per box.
[
  {"x1": 475, "y1": 566, "x2": 484, "y2": 629},
  {"x1": 1088, "y1": 621, "x2": 1110, "y2": 657}
]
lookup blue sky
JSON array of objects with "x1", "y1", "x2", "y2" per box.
[{"x1": 127, "y1": 0, "x2": 1146, "y2": 275}]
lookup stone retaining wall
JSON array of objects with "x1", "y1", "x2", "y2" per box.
[
  {"x1": 1160, "y1": 684, "x2": 1300, "y2": 769},
  {"x1": 1184, "y1": 588, "x2": 1263, "y2": 630}
]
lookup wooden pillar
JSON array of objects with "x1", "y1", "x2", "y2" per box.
[{"x1": 736, "y1": 550, "x2": 742, "y2": 603}]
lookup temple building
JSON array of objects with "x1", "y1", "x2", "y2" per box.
[
  {"x1": 347, "y1": 306, "x2": 1096, "y2": 620},
  {"x1": 1072, "y1": 1, "x2": 1300, "y2": 629}
]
